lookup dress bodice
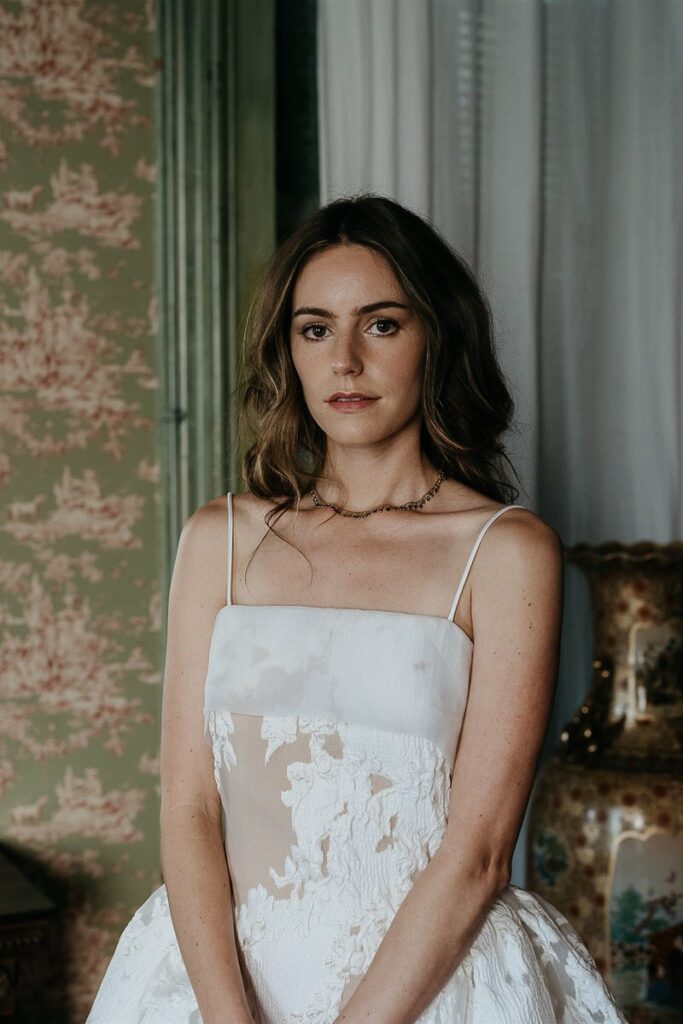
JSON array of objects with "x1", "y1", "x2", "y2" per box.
[
  {"x1": 203, "y1": 495, "x2": 525, "y2": 775},
  {"x1": 204, "y1": 603, "x2": 473, "y2": 773}
]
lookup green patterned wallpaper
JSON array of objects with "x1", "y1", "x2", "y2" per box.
[{"x1": 0, "y1": 0, "x2": 162, "y2": 1017}]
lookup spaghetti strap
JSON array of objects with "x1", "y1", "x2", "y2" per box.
[
  {"x1": 447, "y1": 504, "x2": 527, "y2": 623},
  {"x1": 226, "y1": 491, "x2": 234, "y2": 605}
]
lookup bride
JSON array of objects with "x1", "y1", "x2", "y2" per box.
[{"x1": 86, "y1": 193, "x2": 628, "y2": 1024}]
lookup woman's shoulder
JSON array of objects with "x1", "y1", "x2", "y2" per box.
[
  {"x1": 461, "y1": 500, "x2": 563, "y2": 579},
  {"x1": 191, "y1": 489, "x2": 286, "y2": 544},
  {"x1": 193, "y1": 488, "x2": 268, "y2": 515},
  {"x1": 437, "y1": 479, "x2": 558, "y2": 544},
  {"x1": 438, "y1": 487, "x2": 564, "y2": 622},
  {"x1": 177, "y1": 495, "x2": 231, "y2": 563}
]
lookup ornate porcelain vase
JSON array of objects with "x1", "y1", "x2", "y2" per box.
[{"x1": 527, "y1": 540, "x2": 683, "y2": 1023}]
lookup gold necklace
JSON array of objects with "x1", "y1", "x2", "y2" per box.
[{"x1": 310, "y1": 468, "x2": 446, "y2": 519}]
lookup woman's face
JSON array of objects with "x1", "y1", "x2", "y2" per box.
[{"x1": 289, "y1": 243, "x2": 427, "y2": 449}]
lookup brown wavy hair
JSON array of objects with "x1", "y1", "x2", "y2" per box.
[{"x1": 234, "y1": 192, "x2": 521, "y2": 547}]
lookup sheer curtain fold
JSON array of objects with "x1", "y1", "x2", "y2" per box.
[{"x1": 317, "y1": 0, "x2": 682, "y2": 884}]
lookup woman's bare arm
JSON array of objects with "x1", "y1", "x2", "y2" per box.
[
  {"x1": 159, "y1": 499, "x2": 255, "y2": 1024},
  {"x1": 332, "y1": 509, "x2": 564, "y2": 1024}
]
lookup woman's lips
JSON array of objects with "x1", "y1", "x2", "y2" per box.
[{"x1": 327, "y1": 397, "x2": 379, "y2": 412}]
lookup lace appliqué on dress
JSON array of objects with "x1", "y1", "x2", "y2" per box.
[
  {"x1": 206, "y1": 709, "x2": 628, "y2": 1024},
  {"x1": 209, "y1": 710, "x2": 453, "y2": 1021}
]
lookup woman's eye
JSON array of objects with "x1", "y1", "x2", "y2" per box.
[
  {"x1": 299, "y1": 318, "x2": 399, "y2": 342},
  {"x1": 370, "y1": 318, "x2": 398, "y2": 335},
  {"x1": 300, "y1": 323, "x2": 329, "y2": 341}
]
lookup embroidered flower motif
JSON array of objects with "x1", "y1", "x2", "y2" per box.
[
  {"x1": 261, "y1": 714, "x2": 299, "y2": 762},
  {"x1": 89, "y1": 711, "x2": 628, "y2": 1024},
  {"x1": 205, "y1": 709, "x2": 236, "y2": 787}
]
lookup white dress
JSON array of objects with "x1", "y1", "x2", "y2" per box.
[{"x1": 86, "y1": 494, "x2": 629, "y2": 1024}]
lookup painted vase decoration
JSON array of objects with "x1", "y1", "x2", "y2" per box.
[{"x1": 527, "y1": 539, "x2": 683, "y2": 1024}]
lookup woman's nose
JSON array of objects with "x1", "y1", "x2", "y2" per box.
[{"x1": 330, "y1": 328, "x2": 363, "y2": 374}]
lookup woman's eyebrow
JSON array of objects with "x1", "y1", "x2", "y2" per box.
[{"x1": 291, "y1": 300, "x2": 409, "y2": 318}]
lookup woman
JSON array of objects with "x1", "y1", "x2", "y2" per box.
[{"x1": 87, "y1": 195, "x2": 628, "y2": 1023}]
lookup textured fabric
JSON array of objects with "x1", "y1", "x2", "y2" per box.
[{"x1": 86, "y1": 504, "x2": 629, "y2": 1023}]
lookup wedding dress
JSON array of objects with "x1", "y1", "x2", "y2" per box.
[{"x1": 86, "y1": 494, "x2": 629, "y2": 1024}]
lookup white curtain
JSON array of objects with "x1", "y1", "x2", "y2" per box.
[{"x1": 316, "y1": 0, "x2": 682, "y2": 885}]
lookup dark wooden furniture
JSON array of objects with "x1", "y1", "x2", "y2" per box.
[{"x1": 0, "y1": 849, "x2": 57, "y2": 1022}]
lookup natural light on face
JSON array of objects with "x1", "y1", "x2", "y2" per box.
[{"x1": 288, "y1": 243, "x2": 427, "y2": 446}]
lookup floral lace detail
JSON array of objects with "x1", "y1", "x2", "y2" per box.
[
  {"x1": 221, "y1": 712, "x2": 452, "y2": 1019},
  {"x1": 205, "y1": 707, "x2": 236, "y2": 787},
  {"x1": 88, "y1": 709, "x2": 628, "y2": 1023},
  {"x1": 261, "y1": 713, "x2": 300, "y2": 762},
  {"x1": 87, "y1": 585, "x2": 628, "y2": 1024},
  {"x1": 205, "y1": 711, "x2": 628, "y2": 1024}
]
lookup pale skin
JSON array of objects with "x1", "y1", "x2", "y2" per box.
[{"x1": 158, "y1": 241, "x2": 564, "y2": 1024}]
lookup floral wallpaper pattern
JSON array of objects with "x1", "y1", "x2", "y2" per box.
[{"x1": 0, "y1": 0, "x2": 162, "y2": 1017}]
